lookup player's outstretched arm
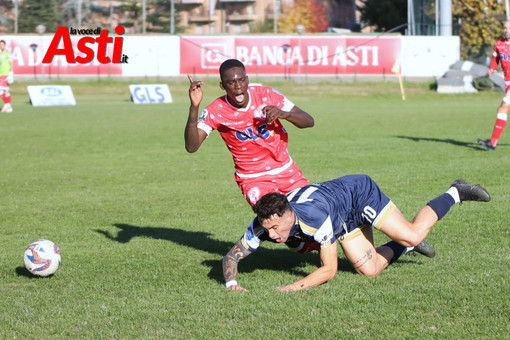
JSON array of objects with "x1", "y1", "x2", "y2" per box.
[
  {"x1": 222, "y1": 239, "x2": 253, "y2": 291},
  {"x1": 185, "y1": 74, "x2": 207, "y2": 153},
  {"x1": 276, "y1": 241, "x2": 338, "y2": 292},
  {"x1": 263, "y1": 105, "x2": 314, "y2": 128}
]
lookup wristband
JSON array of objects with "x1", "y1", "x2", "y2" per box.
[{"x1": 225, "y1": 280, "x2": 238, "y2": 289}]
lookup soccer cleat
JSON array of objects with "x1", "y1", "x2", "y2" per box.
[
  {"x1": 477, "y1": 138, "x2": 495, "y2": 151},
  {"x1": 411, "y1": 241, "x2": 436, "y2": 258},
  {"x1": 1, "y1": 103, "x2": 12, "y2": 113},
  {"x1": 450, "y1": 179, "x2": 490, "y2": 202}
]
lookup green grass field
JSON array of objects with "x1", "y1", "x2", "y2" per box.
[{"x1": 1, "y1": 78, "x2": 509, "y2": 339}]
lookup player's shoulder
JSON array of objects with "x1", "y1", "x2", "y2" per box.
[
  {"x1": 249, "y1": 84, "x2": 283, "y2": 96},
  {"x1": 204, "y1": 96, "x2": 230, "y2": 112},
  {"x1": 495, "y1": 38, "x2": 509, "y2": 46},
  {"x1": 249, "y1": 84, "x2": 270, "y2": 93}
]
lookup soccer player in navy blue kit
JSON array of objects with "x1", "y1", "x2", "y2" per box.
[{"x1": 222, "y1": 175, "x2": 490, "y2": 291}]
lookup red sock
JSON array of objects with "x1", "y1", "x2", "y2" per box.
[
  {"x1": 1, "y1": 92, "x2": 10, "y2": 104},
  {"x1": 490, "y1": 113, "x2": 507, "y2": 146}
]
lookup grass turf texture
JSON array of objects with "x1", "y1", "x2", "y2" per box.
[{"x1": 1, "y1": 78, "x2": 509, "y2": 339}]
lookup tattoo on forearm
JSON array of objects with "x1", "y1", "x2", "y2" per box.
[
  {"x1": 222, "y1": 240, "x2": 251, "y2": 282},
  {"x1": 353, "y1": 249, "x2": 373, "y2": 269}
]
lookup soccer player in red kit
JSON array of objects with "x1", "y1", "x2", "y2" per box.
[
  {"x1": 0, "y1": 40, "x2": 13, "y2": 113},
  {"x1": 478, "y1": 20, "x2": 510, "y2": 151},
  {"x1": 185, "y1": 59, "x2": 317, "y2": 253}
]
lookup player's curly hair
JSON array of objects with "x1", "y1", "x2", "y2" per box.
[{"x1": 252, "y1": 193, "x2": 291, "y2": 221}]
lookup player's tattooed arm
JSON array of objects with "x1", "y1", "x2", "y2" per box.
[{"x1": 222, "y1": 239, "x2": 252, "y2": 283}]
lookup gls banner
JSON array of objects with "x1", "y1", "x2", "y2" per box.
[
  {"x1": 27, "y1": 85, "x2": 76, "y2": 107},
  {"x1": 129, "y1": 84, "x2": 173, "y2": 104}
]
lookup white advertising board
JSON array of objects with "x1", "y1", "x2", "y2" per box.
[
  {"x1": 401, "y1": 36, "x2": 460, "y2": 78},
  {"x1": 129, "y1": 84, "x2": 173, "y2": 104},
  {"x1": 27, "y1": 85, "x2": 76, "y2": 107}
]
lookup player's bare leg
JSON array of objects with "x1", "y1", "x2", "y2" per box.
[{"x1": 340, "y1": 231, "x2": 390, "y2": 277}]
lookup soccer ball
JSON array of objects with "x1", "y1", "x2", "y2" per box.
[{"x1": 23, "y1": 239, "x2": 61, "y2": 277}]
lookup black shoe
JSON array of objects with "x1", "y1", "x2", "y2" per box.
[
  {"x1": 477, "y1": 138, "x2": 496, "y2": 151},
  {"x1": 409, "y1": 241, "x2": 436, "y2": 258},
  {"x1": 450, "y1": 179, "x2": 491, "y2": 202}
]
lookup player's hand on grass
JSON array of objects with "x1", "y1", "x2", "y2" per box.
[
  {"x1": 276, "y1": 283, "x2": 299, "y2": 292},
  {"x1": 227, "y1": 284, "x2": 248, "y2": 291},
  {"x1": 187, "y1": 74, "x2": 203, "y2": 108}
]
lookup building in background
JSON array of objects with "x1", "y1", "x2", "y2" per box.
[
  {"x1": 178, "y1": 0, "x2": 364, "y2": 34},
  {"x1": 1, "y1": 0, "x2": 367, "y2": 35}
]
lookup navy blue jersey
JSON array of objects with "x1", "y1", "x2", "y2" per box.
[{"x1": 241, "y1": 174, "x2": 395, "y2": 251}]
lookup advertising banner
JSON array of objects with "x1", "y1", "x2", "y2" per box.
[
  {"x1": 180, "y1": 35, "x2": 401, "y2": 76},
  {"x1": 1, "y1": 33, "x2": 458, "y2": 78},
  {"x1": 129, "y1": 84, "x2": 173, "y2": 104},
  {"x1": 27, "y1": 85, "x2": 77, "y2": 107},
  {"x1": 6, "y1": 36, "x2": 122, "y2": 77}
]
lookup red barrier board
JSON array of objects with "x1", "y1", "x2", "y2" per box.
[{"x1": 180, "y1": 35, "x2": 401, "y2": 75}]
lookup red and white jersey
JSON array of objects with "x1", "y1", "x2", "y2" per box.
[
  {"x1": 490, "y1": 39, "x2": 510, "y2": 81},
  {"x1": 197, "y1": 85, "x2": 295, "y2": 177}
]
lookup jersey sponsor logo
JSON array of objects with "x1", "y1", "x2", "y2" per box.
[
  {"x1": 247, "y1": 186, "x2": 261, "y2": 205},
  {"x1": 199, "y1": 109, "x2": 209, "y2": 122},
  {"x1": 499, "y1": 52, "x2": 510, "y2": 61},
  {"x1": 242, "y1": 221, "x2": 262, "y2": 251},
  {"x1": 235, "y1": 124, "x2": 272, "y2": 141},
  {"x1": 245, "y1": 226, "x2": 255, "y2": 240}
]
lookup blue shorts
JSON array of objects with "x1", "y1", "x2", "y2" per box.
[{"x1": 296, "y1": 175, "x2": 395, "y2": 241}]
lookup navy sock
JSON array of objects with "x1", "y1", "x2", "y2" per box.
[
  {"x1": 383, "y1": 240, "x2": 407, "y2": 264},
  {"x1": 427, "y1": 193, "x2": 455, "y2": 220}
]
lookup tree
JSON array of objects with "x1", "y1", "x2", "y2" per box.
[
  {"x1": 0, "y1": 0, "x2": 13, "y2": 32},
  {"x1": 358, "y1": 0, "x2": 407, "y2": 33},
  {"x1": 453, "y1": 0, "x2": 505, "y2": 62},
  {"x1": 18, "y1": 0, "x2": 65, "y2": 33},
  {"x1": 278, "y1": 0, "x2": 329, "y2": 33},
  {"x1": 250, "y1": 18, "x2": 274, "y2": 34},
  {"x1": 146, "y1": 0, "x2": 184, "y2": 34}
]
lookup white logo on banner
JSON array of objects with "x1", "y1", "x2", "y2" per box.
[
  {"x1": 201, "y1": 43, "x2": 227, "y2": 69},
  {"x1": 27, "y1": 85, "x2": 76, "y2": 107},
  {"x1": 129, "y1": 84, "x2": 172, "y2": 104}
]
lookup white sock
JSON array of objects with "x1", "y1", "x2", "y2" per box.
[{"x1": 446, "y1": 187, "x2": 460, "y2": 204}]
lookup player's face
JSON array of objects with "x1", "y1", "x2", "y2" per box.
[
  {"x1": 504, "y1": 21, "x2": 510, "y2": 39},
  {"x1": 220, "y1": 67, "x2": 250, "y2": 109},
  {"x1": 260, "y1": 210, "x2": 294, "y2": 243}
]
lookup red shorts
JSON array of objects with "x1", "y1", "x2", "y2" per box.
[
  {"x1": 0, "y1": 75, "x2": 8, "y2": 88},
  {"x1": 235, "y1": 162, "x2": 309, "y2": 206}
]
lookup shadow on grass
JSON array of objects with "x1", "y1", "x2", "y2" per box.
[
  {"x1": 395, "y1": 135, "x2": 501, "y2": 151},
  {"x1": 94, "y1": 223, "x2": 356, "y2": 284},
  {"x1": 15, "y1": 266, "x2": 58, "y2": 278}
]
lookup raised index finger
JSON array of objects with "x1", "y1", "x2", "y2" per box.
[{"x1": 187, "y1": 74, "x2": 194, "y2": 83}]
